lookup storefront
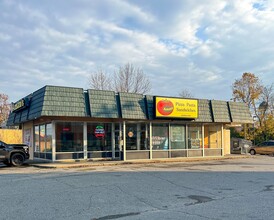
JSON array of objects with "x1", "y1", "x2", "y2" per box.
[{"x1": 7, "y1": 85, "x2": 253, "y2": 161}]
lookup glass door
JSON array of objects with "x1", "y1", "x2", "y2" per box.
[
  {"x1": 114, "y1": 123, "x2": 122, "y2": 159},
  {"x1": 170, "y1": 125, "x2": 186, "y2": 149}
]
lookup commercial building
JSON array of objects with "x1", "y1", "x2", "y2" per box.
[{"x1": 7, "y1": 85, "x2": 253, "y2": 161}]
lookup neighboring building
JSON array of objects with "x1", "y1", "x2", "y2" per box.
[
  {"x1": 0, "y1": 129, "x2": 22, "y2": 144},
  {"x1": 7, "y1": 85, "x2": 253, "y2": 162}
]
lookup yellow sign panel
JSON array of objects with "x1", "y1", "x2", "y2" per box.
[{"x1": 155, "y1": 97, "x2": 198, "y2": 118}]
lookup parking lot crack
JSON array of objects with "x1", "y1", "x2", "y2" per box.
[{"x1": 114, "y1": 184, "x2": 160, "y2": 211}]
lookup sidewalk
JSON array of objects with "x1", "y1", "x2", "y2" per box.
[{"x1": 28, "y1": 154, "x2": 252, "y2": 169}]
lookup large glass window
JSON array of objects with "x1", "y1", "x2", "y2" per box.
[
  {"x1": 34, "y1": 125, "x2": 39, "y2": 152},
  {"x1": 87, "y1": 123, "x2": 112, "y2": 151},
  {"x1": 152, "y1": 124, "x2": 169, "y2": 150},
  {"x1": 170, "y1": 125, "x2": 186, "y2": 149},
  {"x1": 34, "y1": 123, "x2": 52, "y2": 159},
  {"x1": 126, "y1": 124, "x2": 137, "y2": 150},
  {"x1": 56, "y1": 122, "x2": 83, "y2": 152},
  {"x1": 125, "y1": 123, "x2": 149, "y2": 151},
  {"x1": 114, "y1": 123, "x2": 122, "y2": 151},
  {"x1": 46, "y1": 124, "x2": 52, "y2": 152},
  {"x1": 39, "y1": 125, "x2": 45, "y2": 152},
  {"x1": 140, "y1": 124, "x2": 149, "y2": 150},
  {"x1": 188, "y1": 125, "x2": 202, "y2": 149}
]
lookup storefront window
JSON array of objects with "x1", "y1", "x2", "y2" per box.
[
  {"x1": 115, "y1": 123, "x2": 122, "y2": 151},
  {"x1": 87, "y1": 123, "x2": 111, "y2": 151},
  {"x1": 188, "y1": 125, "x2": 202, "y2": 149},
  {"x1": 126, "y1": 124, "x2": 137, "y2": 150},
  {"x1": 125, "y1": 123, "x2": 149, "y2": 151},
  {"x1": 46, "y1": 124, "x2": 52, "y2": 152},
  {"x1": 34, "y1": 123, "x2": 52, "y2": 159},
  {"x1": 39, "y1": 125, "x2": 45, "y2": 152},
  {"x1": 56, "y1": 122, "x2": 83, "y2": 152},
  {"x1": 34, "y1": 125, "x2": 39, "y2": 152},
  {"x1": 170, "y1": 125, "x2": 186, "y2": 149},
  {"x1": 140, "y1": 124, "x2": 149, "y2": 150},
  {"x1": 152, "y1": 124, "x2": 169, "y2": 150}
]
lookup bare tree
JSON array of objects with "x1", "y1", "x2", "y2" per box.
[
  {"x1": 257, "y1": 84, "x2": 273, "y2": 124},
  {"x1": 88, "y1": 68, "x2": 112, "y2": 90},
  {"x1": 178, "y1": 89, "x2": 194, "y2": 98},
  {"x1": 113, "y1": 63, "x2": 151, "y2": 94},
  {"x1": 0, "y1": 93, "x2": 10, "y2": 126},
  {"x1": 262, "y1": 84, "x2": 274, "y2": 114}
]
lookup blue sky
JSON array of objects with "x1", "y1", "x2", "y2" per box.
[{"x1": 1, "y1": 0, "x2": 274, "y2": 102}]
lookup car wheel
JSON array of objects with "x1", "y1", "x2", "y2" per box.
[
  {"x1": 250, "y1": 149, "x2": 256, "y2": 155},
  {"x1": 10, "y1": 153, "x2": 25, "y2": 166}
]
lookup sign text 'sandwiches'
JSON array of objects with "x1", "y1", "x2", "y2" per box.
[{"x1": 155, "y1": 97, "x2": 198, "y2": 119}]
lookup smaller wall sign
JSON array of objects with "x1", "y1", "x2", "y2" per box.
[
  {"x1": 12, "y1": 98, "x2": 30, "y2": 112},
  {"x1": 128, "y1": 131, "x2": 134, "y2": 138},
  {"x1": 94, "y1": 125, "x2": 105, "y2": 138}
]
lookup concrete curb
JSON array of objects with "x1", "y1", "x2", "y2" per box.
[{"x1": 29, "y1": 154, "x2": 253, "y2": 169}]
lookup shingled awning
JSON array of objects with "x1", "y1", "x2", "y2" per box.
[{"x1": 7, "y1": 85, "x2": 253, "y2": 126}]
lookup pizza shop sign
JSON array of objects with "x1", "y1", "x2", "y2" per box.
[
  {"x1": 155, "y1": 97, "x2": 198, "y2": 119},
  {"x1": 94, "y1": 125, "x2": 105, "y2": 138}
]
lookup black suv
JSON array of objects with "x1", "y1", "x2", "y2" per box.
[{"x1": 0, "y1": 140, "x2": 29, "y2": 166}]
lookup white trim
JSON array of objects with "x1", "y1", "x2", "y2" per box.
[
  {"x1": 186, "y1": 124, "x2": 188, "y2": 157},
  {"x1": 111, "y1": 123, "x2": 115, "y2": 159},
  {"x1": 137, "y1": 124, "x2": 140, "y2": 150},
  {"x1": 149, "y1": 122, "x2": 152, "y2": 159},
  {"x1": 202, "y1": 124, "x2": 205, "y2": 157},
  {"x1": 123, "y1": 121, "x2": 126, "y2": 161},
  {"x1": 83, "y1": 122, "x2": 87, "y2": 159},
  {"x1": 52, "y1": 121, "x2": 56, "y2": 161},
  {"x1": 221, "y1": 124, "x2": 224, "y2": 156}
]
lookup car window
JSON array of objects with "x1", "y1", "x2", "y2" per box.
[
  {"x1": 0, "y1": 141, "x2": 7, "y2": 148},
  {"x1": 267, "y1": 142, "x2": 274, "y2": 146}
]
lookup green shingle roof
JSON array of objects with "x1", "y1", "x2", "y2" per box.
[
  {"x1": 211, "y1": 100, "x2": 231, "y2": 123},
  {"x1": 228, "y1": 101, "x2": 253, "y2": 123},
  {"x1": 119, "y1": 92, "x2": 147, "y2": 119},
  {"x1": 88, "y1": 90, "x2": 118, "y2": 118},
  {"x1": 194, "y1": 99, "x2": 212, "y2": 122},
  {"x1": 7, "y1": 85, "x2": 253, "y2": 125},
  {"x1": 42, "y1": 86, "x2": 86, "y2": 117}
]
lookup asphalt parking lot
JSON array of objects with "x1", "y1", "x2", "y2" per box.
[
  {"x1": 0, "y1": 154, "x2": 274, "y2": 173},
  {"x1": 1, "y1": 155, "x2": 274, "y2": 220}
]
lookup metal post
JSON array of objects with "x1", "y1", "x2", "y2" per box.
[
  {"x1": 186, "y1": 124, "x2": 188, "y2": 157},
  {"x1": 111, "y1": 123, "x2": 115, "y2": 160},
  {"x1": 150, "y1": 122, "x2": 152, "y2": 159},
  {"x1": 52, "y1": 121, "x2": 56, "y2": 162},
  {"x1": 83, "y1": 122, "x2": 87, "y2": 160},
  {"x1": 137, "y1": 124, "x2": 140, "y2": 150},
  {"x1": 221, "y1": 124, "x2": 224, "y2": 156},
  {"x1": 123, "y1": 121, "x2": 126, "y2": 161},
  {"x1": 202, "y1": 124, "x2": 205, "y2": 157}
]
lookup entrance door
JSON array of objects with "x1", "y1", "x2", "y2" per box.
[
  {"x1": 126, "y1": 124, "x2": 137, "y2": 150},
  {"x1": 114, "y1": 123, "x2": 122, "y2": 159},
  {"x1": 209, "y1": 131, "x2": 218, "y2": 148}
]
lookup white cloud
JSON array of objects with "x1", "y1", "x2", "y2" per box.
[
  {"x1": 0, "y1": 0, "x2": 274, "y2": 102},
  {"x1": 0, "y1": 32, "x2": 11, "y2": 41}
]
